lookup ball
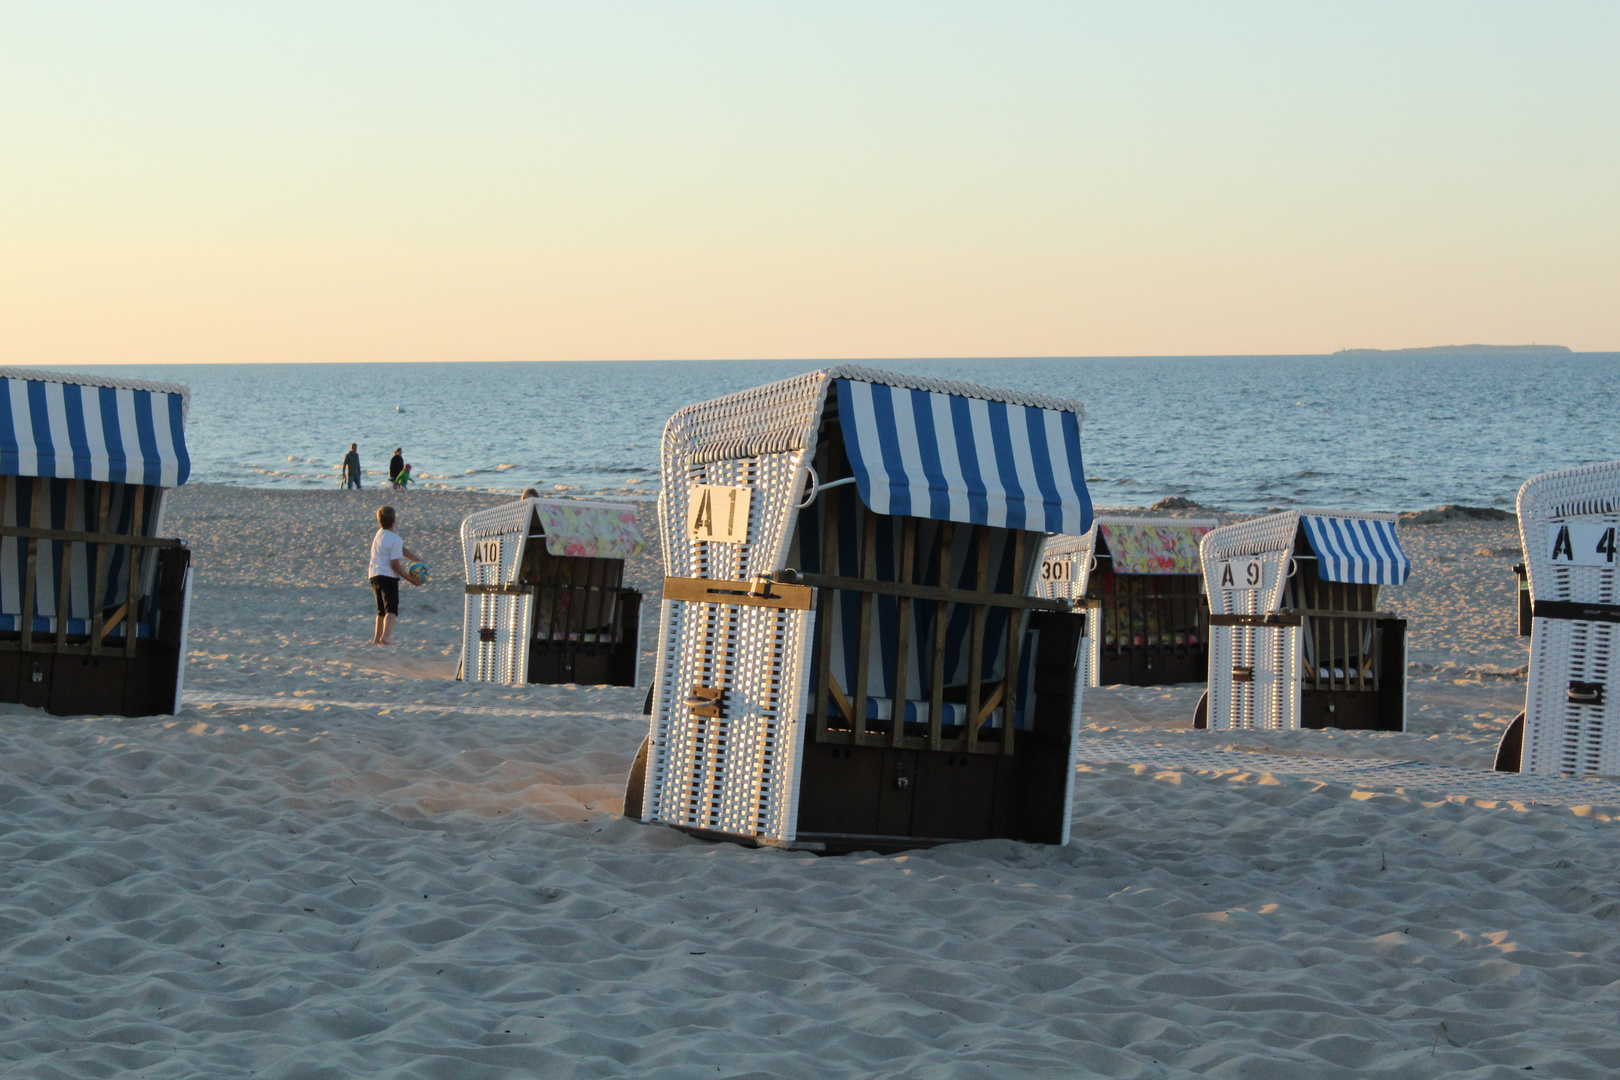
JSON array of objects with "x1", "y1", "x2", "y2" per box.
[{"x1": 407, "y1": 561, "x2": 430, "y2": 584}]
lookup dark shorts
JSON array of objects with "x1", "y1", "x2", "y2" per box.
[{"x1": 370, "y1": 575, "x2": 399, "y2": 616}]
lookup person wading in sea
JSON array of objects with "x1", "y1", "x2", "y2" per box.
[
  {"x1": 388, "y1": 448, "x2": 404, "y2": 486},
  {"x1": 342, "y1": 444, "x2": 362, "y2": 489}
]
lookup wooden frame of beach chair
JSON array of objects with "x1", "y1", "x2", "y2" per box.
[
  {"x1": 458, "y1": 498, "x2": 643, "y2": 687},
  {"x1": 1196, "y1": 509, "x2": 1409, "y2": 732},
  {"x1": 1034, "y1": 516, "x2": 1216, "y2": 687},
  {"x1": 0, "y1": 368, "x2": 193, "y2": 718},
  {"x1": 624, "y1": 367, "x2": 1093, "y2": 854},
  {"x1": 1496, "y1": 461, "x2": 1620, "y2": 775}
]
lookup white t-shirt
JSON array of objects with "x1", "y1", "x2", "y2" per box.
[{"x1": 369, "y1": 529, "x2": 404, "y2": 578}]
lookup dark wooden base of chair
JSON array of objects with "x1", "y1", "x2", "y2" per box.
[
  {"x1": 1299, "y1": 688, "x2": 1405, "y2": 731},
  {"x1": 0, "y1": 639, "x2": 183, "y2": 718},
  {"x1": 1494, "y1": 712, "x2": 1525, "y2": 772},
  {"x1": 526, "y1": 635, "x2": 639, "y2": 687},
  {"x1": 1192, "y1": 690, "x2": 1208, "y2": 729},
  {"x1": 1099, "y1": 648, "x2": 1207, "y2": 687}
]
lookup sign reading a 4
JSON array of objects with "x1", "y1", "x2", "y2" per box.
[{"x1": 1548, "y1": 523, "x2": 1619, "y2": 566}]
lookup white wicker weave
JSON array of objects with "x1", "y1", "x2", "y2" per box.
[
  {"x1": 1516, "y1": 462, "x2": 1620, "y2": 776},
  {"x1": 643, "y1": 446, "x2": 813, "y2": 839},
  {"x1": 1034, "y1": 528, "x2": 1098, "y2": 686},
  {"x1": 459, "y1": 502, "x2": 535, "y2": 685}
]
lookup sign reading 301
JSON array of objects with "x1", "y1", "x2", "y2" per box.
[
  {"x1": 1039, "y1": 558, "x2": 1075, "y2": 582},
  {"x1": 1214, "y1": 556, "x2": 1265, "y2": 591},
  {"x1": 688, "y1": 484, "x2": 753, "y2": 544}
]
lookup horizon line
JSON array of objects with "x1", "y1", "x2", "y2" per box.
[{"x1": 31, "y1": 350, "x2": 1620, "y2": 366}]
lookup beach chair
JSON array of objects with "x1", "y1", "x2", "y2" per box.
[
  {"x1": 0, "y1": 368, "x2": 194, "y2": 717},
  {"x1": 1034, "y1": 516, "x2": 1216, "y2": 686},
  {"x1": 1196, "y1": 510, "x2": 1409, "y2": 731},
  {"x1": 623, "y1": 367, "x2": 1093, "y2": 853},
  {"x1": 459, "y1": 498, "x2": 643, "y2": 686},
  {"x1": 1495, "y1": 462, "x2": 1620, "y2": 775}
]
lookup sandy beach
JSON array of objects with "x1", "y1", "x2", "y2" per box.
[{"x1": 1, "y1": 485, "x2": 1615, "y2": 1078}]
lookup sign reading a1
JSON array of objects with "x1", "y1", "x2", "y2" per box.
[
  {"x1": 1548, "y1": 522, "x2": 1619, "y2": 566},
  {"x1": 471, "y1": 539, "x2": 500, "y2": 565},
  {"x1": 1214, "y1": 556, "x2": 1265, "y2": 591},
  {"x1": 688, "y1": 485, "x2": 753, "y2": 544}
]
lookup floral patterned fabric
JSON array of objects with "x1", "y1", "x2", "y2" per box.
[
  {"x1": 1098, "y1": 523, "x2": 1211, "y2": 575},
  {"x1": 535, "y1": 500, "x2": 644, "y2": 560}
]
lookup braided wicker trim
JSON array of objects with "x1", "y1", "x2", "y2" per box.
[
  {"x1": 1204, "y1": 508, "x2": 1398, "y2": 561},
  {"x1": 664, "y1": 365, "x2": 1086, "y2": 465},
  {"x1": 1094, "y1": 514, "x2": 1220, "y2": 530},
  {"x1": 821, "y1": 365, "x2": 1085, "y2": 415},
  {"x1": 1202, "y1": 511, "x2": 1301, "y2": 560},
  {"x1": 1039, "y1": 529, "x2": 1097, "y2": 558},
  {"x1": 0, "y1": 366, "x2": 191, "y2": 417},
  {"x1": 1294, "y1": 507, "x2": 1400, "y2": 525},
  {"x1": 1518, "y1": 461, "x2": 1620, "y2": 522}
]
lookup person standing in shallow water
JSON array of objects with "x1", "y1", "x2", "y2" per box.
[
  {"x1": 369, "y1": 505, "x2": 423, "y2": 645},
  {"x1": 388, "y1": 448, "x2": 404, "y2": 486},
  {"x1": 342, "y1": 444, "x2": 362, "y2": 489}
]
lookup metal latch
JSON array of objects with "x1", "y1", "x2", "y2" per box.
[
  {"x1": 1569, "y1": 680, "x2": 1606, "y2": 706},
  {"x1": 684, "y1": 685, "x2": 726, "y2": 717},
  {"x1": 1231, "y1": 665, "x2": 1255, "y2": 683}
]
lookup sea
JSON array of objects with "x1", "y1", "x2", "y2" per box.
[{"x1": 48, "y1": 355, "x2": 1620, "y2": 515}]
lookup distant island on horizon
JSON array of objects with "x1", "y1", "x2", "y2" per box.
[{"x1": 1332, "y1": 344, "x2": 1572, "y2": 357}]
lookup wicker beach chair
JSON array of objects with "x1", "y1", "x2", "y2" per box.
[
  {"x1": 1496, "y1": 462, "x2": 1620, "y2": 775},
  {"x1": 1197, "y1": 510, "x2": 1409, "y2": 731},
  {"x1": 0, "y1": 367, "x2": 194, "y2": 716},
  {"x1": 1034, "y1": 516, "x2": 1216, "y2": 686},
  {"x1": 458, "y1": 498, "x2": 644, "y2": 686},
  {"x1": 624, "y1": 367, "x2": 1093, "y2": 853}
]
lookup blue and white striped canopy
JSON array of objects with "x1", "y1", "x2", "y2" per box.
[
  {"x1": 0, "y1": 373, "x2": 190, "y2": 487},
  {"x1": 1300, "y1": 515, "x2": 1410, "y2": 585},
  {"x1": 835, "y1": 378, "x2": 1091, "y2": 534}
]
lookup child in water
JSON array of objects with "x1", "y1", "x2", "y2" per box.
[{"x1": 393, "y1": 463, "x2": 414, "y2": 490}]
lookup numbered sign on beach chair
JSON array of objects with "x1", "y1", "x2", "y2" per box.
[
  {"x1": 0, "y1": 367, "x2": 194, "y2": 717},
  {"x1": 1035, "y1": 516, "x2": 1215, "y2": 687},
  {"x1": 1198, "y1": 510, "x2": 1409, "y2": 731},
  {"x1": 625, "y1": 367, "x2": 1093, "y2": 853},
  {"x1": 459, "y1": 498, "x2": 643, "y2": 686},
  {"x1": 1499, "y1": 462, "x2": 1620, "y2": 775}
]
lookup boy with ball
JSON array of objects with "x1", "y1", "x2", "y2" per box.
[{"x1": 369, "y1": 505, "x2": 425, "y2": 645}]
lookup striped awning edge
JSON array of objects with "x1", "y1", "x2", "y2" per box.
[
  {"x1": 835, "y1": 378, "x2": 1091, "y2": 534},
  {"x1": 1300, "y1": 515, "x2": 1410, "y2": 585},
  {"x1": 0, "y1": 374, "x2": 190, "y2": 487}
]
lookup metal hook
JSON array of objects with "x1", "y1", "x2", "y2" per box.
[
  {"x1": 800, "y1": 474, "x2": 857, "y2": 507},
  {"x1": 796, "y1": 465, "x2": 820, "y2": 509}
]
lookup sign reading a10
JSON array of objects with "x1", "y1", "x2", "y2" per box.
[{"x1": 1548, "y1": 523, "x2": 1618, "y2": 566}]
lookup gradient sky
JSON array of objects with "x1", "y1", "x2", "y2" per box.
[{"x1": 2, "y1": 1, "x2": 1616, "y2": 363}]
